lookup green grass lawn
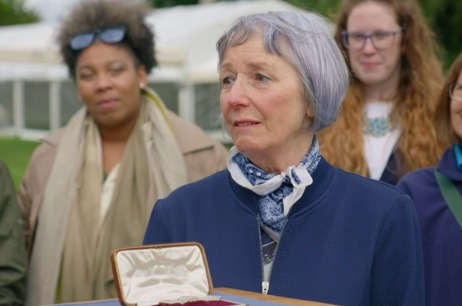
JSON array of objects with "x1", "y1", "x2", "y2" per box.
[{"x1": 0, "y1": 137, "x2": 40, "y2": 190}]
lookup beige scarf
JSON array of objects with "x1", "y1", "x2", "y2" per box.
[{"x1": 26, "y1": 89, "x2": 187, "y2": 305}]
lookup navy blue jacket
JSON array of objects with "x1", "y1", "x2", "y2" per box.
[
  {"x1": 144, "y1": 158, "x2": 424, "y2": 306},
  {"x1": 398, "y1": 148, "x2": 462, "y2": 306}
]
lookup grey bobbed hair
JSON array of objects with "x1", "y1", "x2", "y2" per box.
[{"x1": 216, "y1": 11, "x2": 349, "y2": 132}]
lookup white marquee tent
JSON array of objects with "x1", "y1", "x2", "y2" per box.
[{"x1": 0, "y1": 0, "x2": 308, "y2": 140}]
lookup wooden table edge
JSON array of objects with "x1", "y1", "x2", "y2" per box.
[{"x1": 215, "y1": 287, "x2": 337, "y2": 306}]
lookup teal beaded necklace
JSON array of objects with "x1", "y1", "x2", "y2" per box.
[{"x1": 362, "y1": 113, "x2": 397, "y2": 137}]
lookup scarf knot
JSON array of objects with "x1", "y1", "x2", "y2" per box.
[{"x1": 228, "y1": 137, "x2": 321, "y2": 236}]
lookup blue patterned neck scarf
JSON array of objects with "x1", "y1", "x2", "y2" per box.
[{"x1": 228, "y1": 137, "x2": 321, "y2": 239}]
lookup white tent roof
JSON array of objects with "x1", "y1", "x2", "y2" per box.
[{"x1": 0, "y1": 0, "x2": 304, "y2": 83}]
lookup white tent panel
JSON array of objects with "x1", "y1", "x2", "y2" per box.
[
  {"x1": 147, "y1": 0, "x2": 302, "y2": 82},
  {"x1": 0, "y1": 0, "x2": 307, "y2": 141},
  {"x1": 0, "y1": 0, "x2": 304, "y2": 83}
]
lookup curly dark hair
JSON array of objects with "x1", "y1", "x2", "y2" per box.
[{"x1": 56, "y1": 0, "x2": 156, "y2": 79}]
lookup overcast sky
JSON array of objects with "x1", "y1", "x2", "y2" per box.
[
  {"x1": 24, "y1": 0, "x2": 147, "y2": 22},
  {"x1": 24, "y1": 0, "x2": 83, "y2": 22}
]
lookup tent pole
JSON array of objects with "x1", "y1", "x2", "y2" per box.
[
  {"x1": 49, "y1": 80, "x2": 61, "y2": 131},
  {"x1": 178, "y1": 82, "x2": 195, "y2": 123},
  {"x1": 13, "y1": 80, "x2": 25, "y2": 137}
]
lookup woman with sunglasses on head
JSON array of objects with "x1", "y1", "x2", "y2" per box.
[
  {"x1": 318, "y1": 0, "x2": 445, "y2": 185},
  {"x1": 397, "y1": 52, "x2": 462, "y2": 306},
  {"x1": 17, "y1": 0, "x2": 228, "y2": 304}
]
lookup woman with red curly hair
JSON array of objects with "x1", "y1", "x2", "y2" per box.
[{"x1": 319, "y1": 0, "x2": 445, "y2": 185}]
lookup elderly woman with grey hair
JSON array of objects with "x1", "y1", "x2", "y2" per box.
[{"x1": 143, "y1": 10, "x2": 424, "y2": 306}]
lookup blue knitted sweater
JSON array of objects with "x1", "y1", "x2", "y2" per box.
[{"x1": 144, "y1": 158, "x2": 424, "y2": 306}]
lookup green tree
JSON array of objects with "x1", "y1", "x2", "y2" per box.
[
  {"x1": 148, "y1": 0, "x2": 198, "y2": 8},
  {"x1": 286, "y1": 0, "x2": 339, "y2": 19},
  {"x1": 419, "y1": 0, "x2": 462, "y2": 69},
  {"x1": 0, "y1": 0, "x2": 39, "y2": 26},
  {"x1": 287, "y1": 0, "x2": 461, "y2": 69},
  {"x1": 145, "y1": 0, "x2": 460, "y2": 69},
  {"x1": 300, "y1": 0, "x2": 461, "y2": 70}
]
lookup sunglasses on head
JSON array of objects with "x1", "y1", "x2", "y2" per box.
[{"x1": 69, "y1": 25, "x2": 126, "y2": 51}]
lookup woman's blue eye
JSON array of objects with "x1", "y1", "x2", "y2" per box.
[
  {"x1": 221, "y1": 76, "x2": 234, "y2": 87},
  {"x1": 256, "y1": 74, "x2": 270, "y2": 82},
  {"x1": 372, "y1": 31, "x2": 392, "y2": 40},
  {"x1": 350, "y1": 33, "x2": 365, "y2": 42}
]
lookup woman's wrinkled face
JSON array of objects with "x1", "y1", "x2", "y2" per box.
[
  {"x1": 451, "y1": 70, "x2": 462, "y2": 139},
  {"x1": 75, "y1": 42, "x2": 147, "y2": 129},
  {"x1": 219, "y1": 34, "x2": 311, "y2": 168},
  {"x1": 346, "y1": 2, "x2": 402, "y2": 89}
]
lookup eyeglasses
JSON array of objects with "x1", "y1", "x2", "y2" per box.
[
  {"x1": 69, "y1": 25, "x2": 126, "y2": 51},
  {"x1": 340, "y1": 29, "x2": 403, "y2": 50},
  {"x1": 449, "y1": 83, "x2": 462, "y2": 102}
]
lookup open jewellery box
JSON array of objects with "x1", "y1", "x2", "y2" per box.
[{"x1": 111, "y1": 242, "x2": 246, "y2": 306}]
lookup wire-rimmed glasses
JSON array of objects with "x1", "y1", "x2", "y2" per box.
[
  {"x1": 449, "y1": 83, "x2": 462, "y2": 102},
  {"x1": 340, "y1": 29, "x2": 403, "y2": 50}
]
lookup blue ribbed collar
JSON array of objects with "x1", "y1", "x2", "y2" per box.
[{"x1": 454, "y1": 144, "x2": 462, "y2": 170}]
